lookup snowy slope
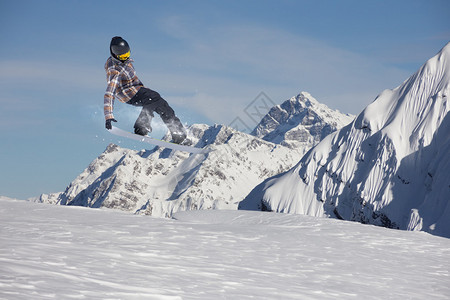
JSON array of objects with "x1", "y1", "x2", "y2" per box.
[
  {"x1": 252, "y1": 91, "x2": 354, "y2": 151},
  {"x1": 240, "y1": 43, "x2": 450, "y2": 238},
  {"x1": 37, "y1": 124, "x2": 304, "y2": 217},
  {"x1": 2, "y1": 198, "x2": 449, "y2": 299}
]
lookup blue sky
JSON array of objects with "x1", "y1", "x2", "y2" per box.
[{"x1": 1, "y1": 0, "x2": 449, "y2": 199}]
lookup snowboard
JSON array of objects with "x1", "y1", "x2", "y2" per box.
[{"x1": 108, "y1": 126, "x2": 209, "y2": 154}]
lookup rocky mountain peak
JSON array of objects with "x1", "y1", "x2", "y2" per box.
[{"x1": 251, "y1": 91, "x2": 354, "y2": 150}]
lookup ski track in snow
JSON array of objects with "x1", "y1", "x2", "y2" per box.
[{"x1": 1, "y1": 198, "x2": 449, "y2": 299}]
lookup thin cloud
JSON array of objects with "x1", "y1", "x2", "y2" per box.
[
  {"x1": 139, "y1": 19, "x2": 411, "y2": 123},
  {"x1": 0, "y1": 60, "x2": 103, "y2": 91},
  {"x1": 0, "y1": 22, "x2": 416, "y2": 130}
]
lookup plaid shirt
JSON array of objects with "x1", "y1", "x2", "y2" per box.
[{"x1": 104, "y1": 56, "x2": 144, "y2": 120}]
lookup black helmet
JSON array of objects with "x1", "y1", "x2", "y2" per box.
[{"x1": 110, "y1": 36, "x2": 130, "y2": 61}]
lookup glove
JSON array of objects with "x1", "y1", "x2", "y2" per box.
[{"x1": 105, "y1": 118, "x2": 117, "y2": 130}]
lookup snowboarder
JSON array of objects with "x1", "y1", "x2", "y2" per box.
[{"x1": 104, "y1": 36, "x2": 187, "y2": 144}]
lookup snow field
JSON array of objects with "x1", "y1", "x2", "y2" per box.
[{"x1": 1, "y1": 198, "x2": 449, "y2": 299}]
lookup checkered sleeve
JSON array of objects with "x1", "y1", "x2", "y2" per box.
[{"x1": 104, "y1": 69, "x2": 120, "y2": 120}]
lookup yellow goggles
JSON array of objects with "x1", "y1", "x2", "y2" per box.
[{"x1": 117, "y1": 51, "x2": 130, "y2": 61}]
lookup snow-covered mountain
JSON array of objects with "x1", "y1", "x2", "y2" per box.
[
  {"x1": 252, "y1": 92, "x2": 354, "y2": 150},
  {"x1": 37, "y1": 124, "x2": 303, "y2": 217},
  {"x1": 240, "y1": 43, "x2": 450, "y2": 238},
  {"x1": 37, "y1": 92, "x2": 352, "y2": 217}
]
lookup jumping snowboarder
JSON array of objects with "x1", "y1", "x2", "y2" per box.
[{"x1": 104, "y1": 36, "x2": 187, "y2": 144}]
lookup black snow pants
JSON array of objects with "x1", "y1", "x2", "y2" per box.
[{"x1": 127, "y1": 87, "x2": 185, "y2": 136}]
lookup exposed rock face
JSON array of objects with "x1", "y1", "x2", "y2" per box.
[{"x1": 252, "y1": 92, "x2": 354, "y2": 151}]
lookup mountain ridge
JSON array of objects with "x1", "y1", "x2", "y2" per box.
[
  {"x1": 240, "y1": 43, "x2": 450, "y2": 238},
  {"x1": 35, "y1": 92, "x2": 353, "y2": 217}
]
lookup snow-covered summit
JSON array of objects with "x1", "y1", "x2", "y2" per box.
[
  {"x1": 252, "y1": 92, "x2": 354, "y2": 150},
  {"x1": 240, "y1": 43, "x2": 450, "y2": 238}
]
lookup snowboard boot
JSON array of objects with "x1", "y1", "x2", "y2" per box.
[
  {"x1": 154, "y1": 102, "x2": 187, "y2": 144},
  {"x1": 134, "y1": 109, "x2": 153, "y2": 136},
  {"x1": 134, "y1": 125, "x2": 151, "y2": 136},
  {"x1": 164, "y1": 117, "x2": 187, "y2": 144},
  {"x1": 171, "y1": 130, "x2": 187, "y2": 144}
]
